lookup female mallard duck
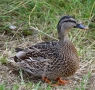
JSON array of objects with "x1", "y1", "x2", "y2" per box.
[{"x1": 9, "y1": 16, "x2": 88, "y2": 86}]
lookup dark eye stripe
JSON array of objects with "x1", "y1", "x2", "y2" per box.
[{"x1": 62, "y1": 20, "x2": 76, "y2": 23}]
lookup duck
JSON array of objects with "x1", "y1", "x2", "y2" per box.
[{"x1": 8, "y1": 16, "x2": 88, "y2": 86}]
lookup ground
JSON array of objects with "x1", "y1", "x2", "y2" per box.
[
  {"x1": 0, "y1": 0, "x2": 95, "y2": 90},
  {"x1": 0, "y1": 34, "x2": 95, "y2": 90}
]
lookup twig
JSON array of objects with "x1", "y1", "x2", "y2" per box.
[{"x1": 30, "y1": 26, "x2": 58, "y2": 40}]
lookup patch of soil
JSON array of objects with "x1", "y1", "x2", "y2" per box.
[
  {"x1": 1, "y1": 61, "x2": 95, "y2": 90},
  {"x1": 0, "y1": 34, "x2": 95, "y2": 90}
]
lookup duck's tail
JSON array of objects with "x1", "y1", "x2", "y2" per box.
[
  {"x1": 7, "y1": 48, "x2": 23, "y2": 63},
  {"x1": 15, "y1": 48, "x2": 23, "y2": 52}
]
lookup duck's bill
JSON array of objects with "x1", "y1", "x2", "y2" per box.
[{"x1": 74, "y1": 24, "x2": 89, "y2": 30}]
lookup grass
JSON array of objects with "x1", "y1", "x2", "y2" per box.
[
  {"x1": 75, "y1": 72, "x2": 91, "y2": 90},
  {"x1": 0, "y1": 0, "x2": 95, "y2": 90}
]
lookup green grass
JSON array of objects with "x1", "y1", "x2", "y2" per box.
[
  {"x1": 0, "y1": 84, "x2": 5, "y2": 90},
  {"x1": 0, "y1": 69, "x2": 53, "y2": 90},
  {"x1": 0, "y1": 57, "x2": 8, "y2": 64},
  {"x1": 0, "y1": 0, "x2": 95, "y2": 36},
  {"x1": 75, "y1": 72, "x2": 91, "y2": 90},
  {"x1": 0, "y1": 82, "x2": 53, "y2": 90},
  {"x1": 0, "y1": 73, "x2": 91, "y2": 90},
  {"x1": 0, "y1": 0, "x2": 95, "y2": 90}
]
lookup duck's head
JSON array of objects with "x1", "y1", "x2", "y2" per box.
[{"x1": 57, "y1": 16, "x2": 88, "y2": 40}]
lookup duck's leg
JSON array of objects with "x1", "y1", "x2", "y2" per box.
[
  {"x1": 51, "y1": 78, "x2": 69, "y2": 86},
  {"x1": 42, "y1": 76, "x2": 69, "y2": 86},
  {"x1": 42, "y1": 76, "x2": 50, "y2": 83},
  {"x1": 57, "y1": 78, "x2": 70, "y2": 85}
]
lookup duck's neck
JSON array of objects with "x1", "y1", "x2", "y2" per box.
[{"x1": 58, "y1": 29, "x2": 69, "y2": 43}]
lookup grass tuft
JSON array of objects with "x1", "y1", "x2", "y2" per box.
[{"x1": 0, "y1": 57, "x2": 8, "y2": 64}]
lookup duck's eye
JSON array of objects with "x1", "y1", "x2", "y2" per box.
[{"x1": 62, "y1": 20, "x2": 76, "y2": 23}]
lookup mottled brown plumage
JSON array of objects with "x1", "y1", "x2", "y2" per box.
[{"x1": 8, "y1": 16, "x2": 88, "y2": 85}]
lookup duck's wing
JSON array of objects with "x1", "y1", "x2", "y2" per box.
[
  {"x1": 14, "y1": 41, "x2": 58, "y2": 61},
  {"x1": 9, "y1": 41, "x2": 58, "y2": 76}
]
